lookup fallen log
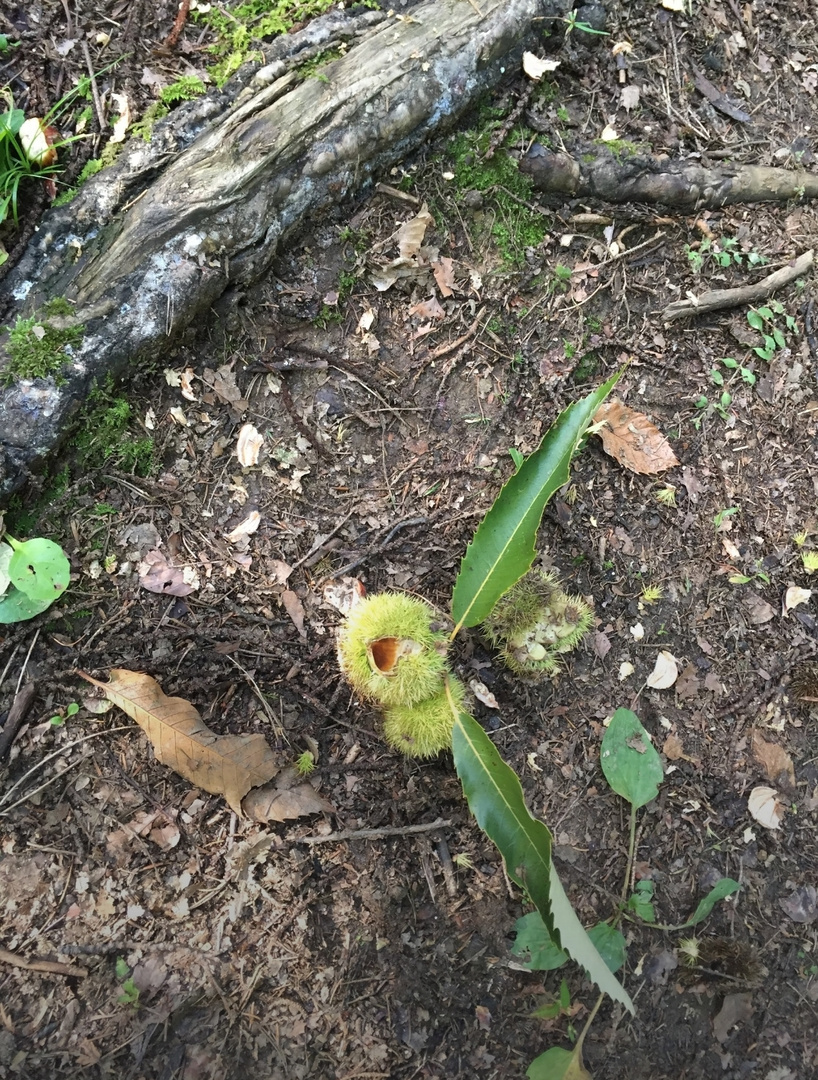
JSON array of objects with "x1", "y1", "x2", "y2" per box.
[
  {"x1": 519, "y1": 142, "x2": 818, "y2": 209},
  {"x1": 0, "y1": 0, "x2": 565, "y2": 504}
]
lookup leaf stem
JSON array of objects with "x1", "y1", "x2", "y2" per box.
[
  {"x1": 621, "y1": 802, "x2": 637, "y2": 905},
  {"x1": 574, "y1": 991, "x2": 604, "y2": 1055}
]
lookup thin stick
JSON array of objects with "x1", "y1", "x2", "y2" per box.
[
  {"x1": 297, "y1": 817, "x2": 452, "y2": 845},
  {"x1": 0, "y1": 683, "x2": 37, "y2": 762},
  {"x1": 0, "y1": 727, "x2": 130, "y2": 813},
  {"x1": 661, "y1": 249, "x2": 814, "y2": 323},
  {"x1": 0, "y1": 948, "x2": 88, "y2": 979},
  {"x1": 81, "y1": 40, "x2": 106, "y2": 133},
  {"x1": 14, "y1": 628, "x2": 39, "y2": 695}
]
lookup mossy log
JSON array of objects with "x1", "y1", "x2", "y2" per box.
[{"x1": 0, "y1": 0, "x2": 567, "y2": 503}]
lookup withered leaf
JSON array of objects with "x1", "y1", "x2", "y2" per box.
[
  {"x1": 396, "y1": 203, "x2": 434, "y2": 260},
  {"x1": 593, "y1": 400, "x2": 680, "y2": 475},
  {"x1": 751, "y1": 730, "x2": 795, "y2": 788},
  {"x1": 242, "y1": 766, "x2": 333, "y2": 823},
  {"x1": 78, "y1": 669, "x2": 279, "y2": 815},
  {"x1": 281, "y1": 589, "x2": 306, "y2": 638},
  {"x1": 138, "y1": 549, "x2": 197, "y2": 597},
  {"x1": 431, "y1": 256, "x2": 455, "y2": 297}
]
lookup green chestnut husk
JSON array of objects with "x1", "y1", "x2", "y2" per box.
[
  {"x1": 337, "y1": 591, "x2": 450, "y2": 708},
  {"x1": 482, "y1": 568, "x2": 592, "y2": 678},
  {"x1": 382, "y1": 678, "x2": 465, "y2": 758}
]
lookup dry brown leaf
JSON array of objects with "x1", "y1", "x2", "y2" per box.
[
  {"x1": 751, "y1": 730, "x2": 795, "y2": 788},
  {"x1": 432, "y1": 256, "x2": 455, "y2": 297},
  {"x1": 281, "y1": 589, "x2": 306, "y2": 638},
  {"x1": 78, "y1": 669, "x2": 279, "y2": 815},
  {"x1": 242, "y1": 766, "x2": 333, "y2": 823},
  {"x1": 236, "y1": 423, "x2": 263, "y2": 467},
  {"x1": 409, "y1": 296, "x2": 445, "y2": 320},
  {"x1": 138, "y1": 549, "x2": 197, "y2": 596},
  {"x1": 662, "y1": 733, "x2": 685, "y2": 760},
  {"x1": 593, "y1": 400, "x2": 680, "y2": 475},
  {"x1": 396, "y1": 203, "x2": 434, "y2": 260}
]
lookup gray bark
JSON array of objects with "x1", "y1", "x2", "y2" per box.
[
  {"x1": 520, "y1": 142, "x2": 818, "y2": 208},
  {"x1": 0, "y1": 0, "x2": 565, "y2": 503}
]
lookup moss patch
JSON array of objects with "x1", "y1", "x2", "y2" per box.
[
  {"x1": 195, "y1": 0, "x2": 331, "y2": 86},
  {"x1": 2, "y1": 309, "x2": 84, "y2": 383},
  {"x1": 440, "y1": 111, "x2": 548, "y2": 267}
]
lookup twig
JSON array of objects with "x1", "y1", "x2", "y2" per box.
[
  {"x1": 0, "y1": 682, "x2": 38, "y2": 762},
  {"x1": 329, "y1": 514, "x2": 428, "y2": 577},
  {"x1": 80, "y1": 40, "x2": 106, "y2": 133},
  {"x1": 161, "y1": 0, "x2": 191, "y2": 50},
  {"x1": 661, "y1": 249, "x2": 814, "y2": 323},
  {"x1": 0, "y1": 727, "x2": 131, "y2": 814},
  {"x1": 0, "y1": 948, "x2": 87, "y2": 979},
  {"x1": 296, "y1": 817, "x2": 452, "y2": 845},
  {"x1": 14, "y1": 627, "x2": 39, "y2": 694}
]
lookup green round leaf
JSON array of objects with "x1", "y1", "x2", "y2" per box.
[
  {"x1": 600, "y1": 708, "x2": 663, "y2": 809},
  {"x1": 528, "y1": 1046, "x2": 591, "y2": 1080},
  {"x1": 8, "y1": 537, "x2": 70, "y2": 602},
  {"x1": 587, "y1": 921, "x2": 627, "y2": 974},
  {"x1": 0, "y1": 542, "x2": 12, "y2": 596},
  {"x1": 512, "y1": 911, "x2": 567, "y2": 970},
  {"x1": 0, "y1": 584, "x2": 57, "y2": 623}
]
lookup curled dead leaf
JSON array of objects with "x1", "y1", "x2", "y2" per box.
[
  {"x1": 593, "y1": 400, "x2": 680, "y2": 475},
  {"x1": 784, "y1": 585, "x2": 812, "y2": 613},
  {"x1": 236, "y1": 423, "x2": 263, "y2": 467},
  {"x1": 242, "y1": 766, "x2": 333, "y2": 823},
  {"x1": 224, "y1": 511, "x2": 261, "y2": 544},
  {"x1": 747, "y1": 785, "x2": 784, "y2": 831},
  {"x1": 522, "y1": 51, "x2": 561, "y2": 80},
  {"x1": 646, "y1": 650, "x2": 679, "y2": 690}
]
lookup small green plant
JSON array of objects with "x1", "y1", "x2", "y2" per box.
[
  {"x1": 550, "y1": 263, "x2": 573, "y2": 294},
  {"x1": 747, "y1": 300, "x2": 798, "y2": 360},
  {"x1": 160, "y1": 75, "x2": 207, "y2": 106},
  {"x1": 655, "y1": 485, "x2": 677, "y2": 508},
  {"x1": 295, "y1": 750, "x2": 316, "y2": 776},
  {"x1": 560, "y1": 8, "x2": 609, "y2": 36},
  {"x1": 694, "y1": 356, "x2": 756, "y2": 426},
  {"x1": 685, "y1": 236, "x2": 769, "y2": 275},
  {"x1": 75, "y1": 378, "x2": 155, "y2": 474},
  {"x1": 640, "y1": 584, "x2": 663, "y2": 604},
  {"x1": 514, "y1": 709, "x2": 738, "y2": 1075},
  {"x1": 49, "y1": 701, "x2": 79, "y2": 727},
  {"x1": 115, "y1": 958, "x2": 140, "y2": 1008},
  {"x1": 0, "y1": 534, "x2": 71, "y2": 623},
  {"x1": 713, "y1": 506, "x2": 739, "y2": 530}
]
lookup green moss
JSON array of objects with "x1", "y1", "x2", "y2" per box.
[
  {"x1": 441, "y1": 117, "x2": 548, "y2": 267},
  {"x1": 195, "y1": 0, "x2": 337, "y2": 88},
  {"x1": 45, "y1": 297, "x2": 73, "y2": 317},
  {"x1": 75, "y1": 377, "x2": 155, "y2": 474},
  {"x1": 131, "y1": 102, "x2": 169, "y2": 142},
  {"x1": 595, "y1": 138, "x2": 645, "y2": 161},
  {"x1": 301, "y1": 47, "x2": 343, "y2": 79},
  {"x1": 2, "y1": 310, "x2": 84, "y2": 384}
]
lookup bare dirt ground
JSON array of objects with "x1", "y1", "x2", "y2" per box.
[{"x1": 2, "y1": 2, "x2": 818, "y2": 1078}]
